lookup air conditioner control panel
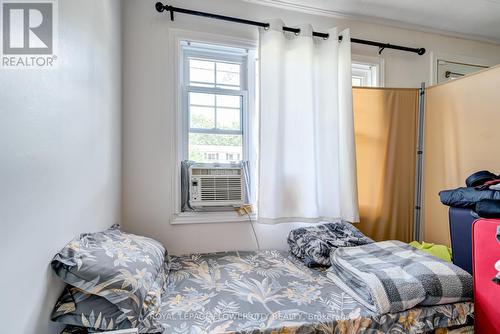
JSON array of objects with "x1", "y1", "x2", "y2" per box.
[{"x1": 190, "y1": 177, "x2": 201, "y2": 201}]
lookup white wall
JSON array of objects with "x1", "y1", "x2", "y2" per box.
[
  {"x1": 0, "y1": 1, "x2": 122, "y2": 333},
  {"x1": 122, "y1": 0, "x2": 500, "y2": 255}
]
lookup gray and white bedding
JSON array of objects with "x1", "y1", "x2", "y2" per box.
[
  {"x1": 52, "y1": 229, "x2": 473, "y2": 334},
  {"x1": 51, "y1": 226, "x2": 170, "y2": 333},
  {"x1": 327, "y1": 240, "x2": 473, "y2": 315},
  {"x1": 159, "y1": 250, "x2": 473, "y2": 334},
  {"x1": 287, "y1": 222, "x2": 373, "y2": 267}
]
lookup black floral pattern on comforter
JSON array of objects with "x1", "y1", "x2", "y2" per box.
[{"x1": 159, "y1": 250, "x2": 473, "y2": 334}]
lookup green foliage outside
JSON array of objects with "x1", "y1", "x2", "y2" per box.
[{"x1": 189, "y1": 113, "x2": 242, "y2": 162}]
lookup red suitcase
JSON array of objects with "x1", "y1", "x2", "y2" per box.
[{"x1": 472, "y1": 219, "x2": 500, "y2": 333}]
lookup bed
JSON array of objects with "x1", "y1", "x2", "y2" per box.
[
  {"x1": 158, "y1": 250, "x2": 473, "y2": 334},
  {"x1": 52, "y1": 227, "x2": 473, "y2": 334}
]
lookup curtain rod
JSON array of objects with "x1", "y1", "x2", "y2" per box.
[{"x1": 155, "y1": 2, "x2": 426, "y2": 56}]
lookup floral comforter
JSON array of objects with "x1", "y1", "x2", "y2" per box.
[{"x1": 159, "y1": 250, "x2": 473, "y2": 334}]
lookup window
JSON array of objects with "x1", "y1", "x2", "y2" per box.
[
  {"x1": 181, "y1": 41, "x2": 249, "y2": 164},
  {"x1": 352, "y1": 62, "x2": 379, "y2": 87},
  {"x1": 226, "y1": 153, "x2": 240, "y2": 161},
  {"x1": 204, "y1": 152, "x2": 219, "y2": 161},
  {"x1": 437, "y1": 59, "x2": 488, "y2": 84}
]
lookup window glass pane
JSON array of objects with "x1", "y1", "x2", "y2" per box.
[
  {"x1": 217, "y1": 62, "x2": 240, "y2": 72},
  {"x1": 190, "y1": 68, "x2": 215, "y2": 85},
  {"x1": 189, "y1": 92, "x2": 215, "y2": 106},
  {"x1": 437, "y1": 59, "x2": 488, "y2": 84},
  {"x1": 189, "y1": 133, "x2": 243, "y2": 163},
  {"x1": 190, "y1": 59, "x2": 214, "y2": 70},
  {"x1": 216, "y1": 95, "x2": 240, "y2": 108},
  {"x1": 216, "y1": 95, "x2": 241, "y2": 131},
  {"x1": 352, "y1": 77, "x2": 363, "y2": 86},
  {"x1": 190, "y1": 106, "x2": 215, "y2": 129},
  {"x1": 352, "y1": 62, "x2": 377, "y2": 87},
  {"x1": 216, "y1": 62, "x2": 241, "y2": 88},
  {"x1": 189, "y1": 59, "x2": 215, "y2": 85},
  {"x1": 217, "y1": 108, "x2": 241, "y2": 130},
  {"x1": 183, "y1": 43, "x2": 249, "y2": 165}
]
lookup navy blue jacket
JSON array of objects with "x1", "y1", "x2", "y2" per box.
[{"x1": 439, "y1": 187, "x2": 500, "y2": 208}]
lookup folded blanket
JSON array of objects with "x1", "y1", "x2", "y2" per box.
[{"x1": 326, "y1": 240, "x2": 472, "y2": 314}]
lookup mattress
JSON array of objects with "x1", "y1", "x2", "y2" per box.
[{"x1": 158, "y1": 250, "x2": 473, "y2": 334}]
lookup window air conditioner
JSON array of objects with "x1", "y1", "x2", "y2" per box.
[{"x1": 189, "y1": 165, "x2": 245, "y2": 207}]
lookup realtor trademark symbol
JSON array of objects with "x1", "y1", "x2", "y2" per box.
[
  {"x1": 1, "y1": 0, "x2": 57, "y2": 68},
  {"x1": 2, "y1": 2, "x2": 53, "y2": 54}
]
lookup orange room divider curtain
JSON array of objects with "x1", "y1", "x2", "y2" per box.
[
  {"x1": 353, "y1": 87, "x2": 419, "y2": 242},
  {"x1": 423, "y1": 65, "x2": 500, "y2": 246}
]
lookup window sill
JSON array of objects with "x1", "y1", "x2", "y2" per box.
[{"x1": 171, "y1": 211, "x2": 257, "y2": 225}]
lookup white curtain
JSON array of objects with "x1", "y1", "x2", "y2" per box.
[{"x1": 258, "y1": 21, "x2": 359, "y2": 224}]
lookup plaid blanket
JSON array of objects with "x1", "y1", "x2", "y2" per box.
[{"x1": 326, "y1": 240, "x2": 473, "y2": 314}]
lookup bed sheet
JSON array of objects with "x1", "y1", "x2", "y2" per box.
[{"x1": 159, "y1": 250, "x2": 472, "y2": 334}]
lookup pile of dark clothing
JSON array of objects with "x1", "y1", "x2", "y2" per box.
[{"x1": 440, "y1": 170, "x2": 500, "y2": 218}]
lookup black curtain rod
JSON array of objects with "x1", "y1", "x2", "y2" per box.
[{"x1": 155, "y1": 2, "x2": 426, "y2": 56}]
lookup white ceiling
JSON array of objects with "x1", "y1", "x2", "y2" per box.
[{"x1": 244, "y1": 0, "x2": 500, "y2": 43}]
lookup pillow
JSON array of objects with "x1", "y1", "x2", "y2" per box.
[
  {"x1": 287, "y1": 222, "x2": 373, "y2": 267},
  {"x1": 51, "y1": 286, "x2": 133, "y2": 331},
  {"x1": 51, "y1": 226, "x2": 169, "y2": 333},
  {"x1": 60, "y1": 326, "x2": 88, "y2": 334}
]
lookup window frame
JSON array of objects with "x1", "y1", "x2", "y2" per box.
[
  {"x1": 169, "y1": 29, "x2": 258, "y2": 224},
  {"x1": 180, "y1": 43, "x2": 250, "y2": 164},
  {"x1": 430, "y1": 51, "x2": 494, "y2": 85},
  {"x1": 352, "y1": 62, "x2": 378, "y2": 87},
  {"x1": 351, "y1": 55, "x2": 384, "y2": 87}
]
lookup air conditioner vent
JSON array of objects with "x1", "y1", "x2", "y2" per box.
[
  {"x1": 189, "y1": 166, "x2": 245, "y2": 207},
  {"x1": 191, "y1": 168, "x2": 241, "y2": 176}
]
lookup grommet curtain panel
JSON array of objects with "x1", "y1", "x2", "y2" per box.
[{"x1": 258, "y1": 21, "x2": 359, "y2": 224}]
